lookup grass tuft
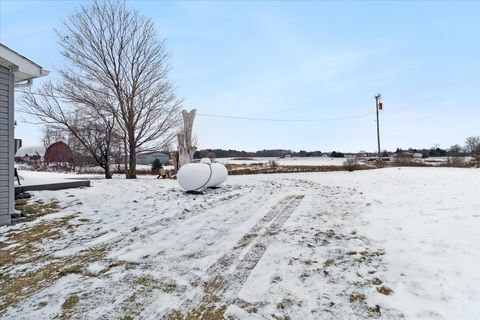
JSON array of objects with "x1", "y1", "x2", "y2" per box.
[{"x1": 376, "y1": 286, "x2": 393, "y2": 295}]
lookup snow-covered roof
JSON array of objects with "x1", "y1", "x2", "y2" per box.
[{"x1": 15, "y1": 144, "x2": 45, "y2": 157}]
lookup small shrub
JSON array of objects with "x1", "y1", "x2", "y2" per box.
[{"x1": 151, "y1": 159, "x2": 162, "y2": 173}]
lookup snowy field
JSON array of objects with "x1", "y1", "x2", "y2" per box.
[
  {"x1": 1, "y1": 168, "x2": 479, "y2": 319},
  {"x1": 215, "y1": 157, "x2": 347, "y2": 166},
  {"x1": 214, "y1": 156, "x2": 472, "y2": 167}
]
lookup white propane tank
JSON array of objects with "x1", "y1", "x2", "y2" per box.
[{"x1": 177, "y1": 162, "x2": 228, "y2": 191}]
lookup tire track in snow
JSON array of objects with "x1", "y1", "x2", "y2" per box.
[
  {"x1": 166, "y1": 194, "x2": 304, "y2": 319},
  {"x1": 52, "y1": 180, "x2": 285, "y2": 260}
]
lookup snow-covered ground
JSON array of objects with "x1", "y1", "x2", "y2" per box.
[
  {"x1": 1, "y1": 168, "x2": 479, "y2": 319},
  {"x1": 15, "y1": 164, "x2": 174, "y2": 176},
  {"x1": 14, "y1": 170, "x2": 102, "y2": 187}
]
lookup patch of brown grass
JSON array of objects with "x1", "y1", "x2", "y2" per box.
[
  {"x1": 0, "y1": 216, "x2": 75, "y2": 268},
  {"x1": 1, "y1": 246, "x2": 106, "y2": 313},
  {"x1": 15, "y1": 199, "x2": 60, "y2": 221},
  {"x1": 276, "y1": 298, "x2": 297, "y2": 310},
  {"x1": 60, "y1": 294, "x2": 80, "y2": 319},
  {"x1": 368, "y1": 304, "x2": 382, "y2": 317},
  {"x1": 0, "y1": 215, "x2": 106, "y2": 315},
  {"x1": 376, "y1": 286, "x2": 393, "y2": 295},
  {"x1": 323, "y1": 258, "x2": 335, "y2": 268},
  {"x1": 349, "y1": 293, "x2": 366, "y2": 303}
]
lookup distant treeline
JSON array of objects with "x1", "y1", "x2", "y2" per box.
[
  {"x1": 194, "y1": 149, "x2": 323, "y2": 159},
  {"x1": 193, "y1": 147, "x2": 460, "y2": 159},
  {"x1": 395, "y1": 148, "x2": 448, "y2": 158}
]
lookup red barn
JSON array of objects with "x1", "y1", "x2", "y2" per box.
[{"x1": 44, "y1": 141, "x2": 73, "y2": 164}]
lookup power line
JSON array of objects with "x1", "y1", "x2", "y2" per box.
[
  {"x1": 196, "y1": 112, "x2": 375, "y2": 122},
  {"x1": 15, "y1": 89, "x2": 375, "y2": 123}
]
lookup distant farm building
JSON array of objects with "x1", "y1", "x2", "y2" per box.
[
  {"x1": 15, "y1": 145, "x2": 46, "y2": 164},
  {"x1": 45, "y1": 141, "x2": 73, "y2": 164},
  {"x1": 136, "y1": 151, "x2": 170, "y2": 165},
  {"x1": 15, "y1": 141, "x2": 73, "y2": 165}
]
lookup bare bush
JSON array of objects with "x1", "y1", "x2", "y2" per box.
[
  {"x1": 445, "y1": 157, "x2": 468, "y2": 167},
  {"x1": 392, "y1": 152, "x2": 415, "y2": 164},
  {"x1": 374, "y1": 160, "x2": 387, "y2": 168},
  {"x1": 268, "y1": 159, "x2": 279, "y2": 168},
  {"x1": 343, "y1": 157, "x2": 358, "y2": 172}
]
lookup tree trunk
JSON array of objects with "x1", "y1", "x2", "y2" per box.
[
  {"x1": 177, "y1": 133, "x2": 191, "y2": 167},
  {"x1": 104, "y1": 165, "x2": 112, "y2": 179},
  {"x1": 172, "y1": 151, "x2": 179, "y2": 172},
  {"x1": 123, "y1": 134, "x2": 128, "y2": 177},
  {"x1": 104, "y1": 149, "x2": 112, "y2": 179},
  {"x1": 127, "y1": 143, "x2": 137, "y2": 179}
]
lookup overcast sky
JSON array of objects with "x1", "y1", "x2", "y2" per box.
[{"x1": 1, "y1": 0, "x2": 479, "y2": 152}]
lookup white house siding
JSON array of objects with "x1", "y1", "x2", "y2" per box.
[{"x1": 0, "y1": 65, "x2": 13, "y2": 225}]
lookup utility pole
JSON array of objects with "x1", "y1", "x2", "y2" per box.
[{"x1": 375, "y1": 94, "x2": 382, "y2": 160}]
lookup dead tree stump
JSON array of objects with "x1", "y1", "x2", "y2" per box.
[{"x1": 177, "y1": 109, "x2": 197, "y2": 169}]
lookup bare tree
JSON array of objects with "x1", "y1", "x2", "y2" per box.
[
  {"x1": 21, "y1": 82, "x2": 117, "y2": 179},
  {"x1": 57, "y1": 0, "x2": 181, "y2": 178},
  {"x1": 65, "y1": 130, "x2": 89, "y2": 171},
  {"x1": 465, "y1": 136, "x2": 480, "y2": 166},
  {"x1": 41, "y1": 124, "x2": 66, "y2": 150},
  {"x1": 447, "y1": 144, "x2": 465, "y2": 167},
  {"x1": 465, "y1": 136, "x2": 480, "y2": 156},
  {"x1": 448, "y1": 144, "x2": 463, "y2": 157}
]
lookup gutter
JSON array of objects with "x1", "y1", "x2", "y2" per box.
[{"x1": 14, "y1": 79, "x2": 33, "y2": 88}]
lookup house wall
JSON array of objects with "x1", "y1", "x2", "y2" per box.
[{"x1": 0, "y1": 65, "x2": 13, "y2": 225}]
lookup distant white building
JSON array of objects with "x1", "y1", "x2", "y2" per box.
[
  {"x1": 15, "y1": 144, "x2": 46, "y2": 163},
  {"x1": 136, "y1": 151, "x2": 170, "y2": 166}
]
